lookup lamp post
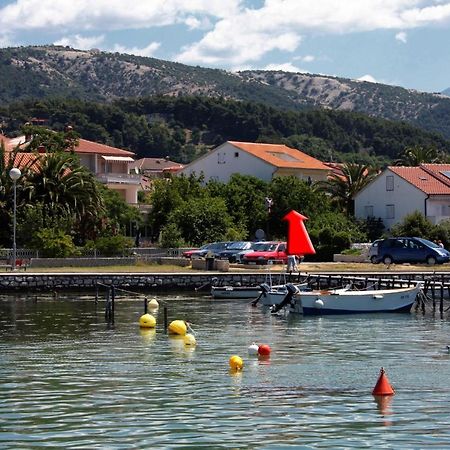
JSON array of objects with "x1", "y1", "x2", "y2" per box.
[{"x1": 9, "y1": 168, "x2": 21, "y2": 270}]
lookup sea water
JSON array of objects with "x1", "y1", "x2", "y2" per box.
[{"x1": 1, "y1": 291, "x2": 450, "y2": 448}]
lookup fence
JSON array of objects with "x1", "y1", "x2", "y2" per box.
[{"x1": 0, "y1": 247, "x2": 194, "y2": 260}]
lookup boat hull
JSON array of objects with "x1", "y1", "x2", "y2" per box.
[
  {"x1": 211, "y1": 286, "x2": 261, "y2": 299},
  {"x1": 260, "y1": 283, "x2": 308, "y2": 306},
  {"x1": 298, "y1": 285, "x2": 420, "y2": 316}
]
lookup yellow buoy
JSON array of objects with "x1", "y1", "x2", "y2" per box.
[
  {"x1": 168, "y1": 320, "x2": 187, "y2": 336},
  {"x1": 184, "y1": 333, "x2": 196, "y2": 346},
  {"x1": 229, "y1": 355, "x2": 244, "y2": 371},
  {"x1": 148, "y1": 298, "x2": 159, "y2": 309},
  {"x1": 139, "y1": 313, "x2": 156, "y2": 328}
]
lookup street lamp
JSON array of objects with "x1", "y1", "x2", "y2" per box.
[{"x1": 9, "y1": 168, "x2": 21, "y2": 270}]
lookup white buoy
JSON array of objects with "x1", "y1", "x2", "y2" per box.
[
  {"x1": 314, "y1": 299, "x2": 324, "y2": 309},
  {"x1": 148, "y1": 298, "x2": 159, "y2": 309},
  {"x1": 248, "y1": 342, "x2": 259, "y2": 356}
]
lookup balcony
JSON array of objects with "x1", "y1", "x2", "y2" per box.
[{"x1": 96, "y1": 173, "x2": 141, "y2": 185}]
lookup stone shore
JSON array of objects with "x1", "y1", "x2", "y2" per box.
[{"x1": 0, "y1": 272, "x2": 271, "y2": 292}]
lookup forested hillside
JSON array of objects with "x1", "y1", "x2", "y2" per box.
[
  {"x1": 1, "y1": 45, "x2": 450, "y2": 139},
  {"x1": 2, "y1": 96, "x2": 449, "y2": 165}
]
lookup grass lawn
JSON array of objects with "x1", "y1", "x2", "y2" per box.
[{"x1": 16, "y1": 261, "x2": 450, "y2": 273}]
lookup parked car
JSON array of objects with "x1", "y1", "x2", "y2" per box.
[
  {"x1": 218, "y1": 241, "x2": 254, "y2": 263},
  {"x1": 368, "y1": 239, "x2": 382, "y2": 263},
  {"x1": 182, "y1": 242, "x2": 232, "y2": 259},
  {"x1": 242, "y1": 241, "x2": 289, "y2": 265},
  {"x1": 371, "y1": 237, "x2": 450, "y2": 265}
]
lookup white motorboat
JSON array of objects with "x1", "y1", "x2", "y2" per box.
[
  {"x1": 258, "y1": 282, "x2": 309, "y2": 307},
  {"x1": 271, "y1": 283, "x2": 422, "y2": 315}
]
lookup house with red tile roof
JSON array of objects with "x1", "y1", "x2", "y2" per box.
[
  {"x1": 2, "y1": 134, "x2": 141, "y2": 205},
  {"x1": 354, "y1": 164, "x2": 450, "y2": 230},
  {"x1": 179, "y1": 141, "x2": 330, "y2": 183},
  {"x1": 129, "y1": 157, "x2": 184, "y2": 179}
]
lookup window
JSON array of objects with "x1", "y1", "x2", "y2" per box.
[
  {"x1": 217, "y1": 152, "x2": 226, "y2": 164},
  {"x1": 364, "y1": 205, "x2": 374, "y2": 217},
  {"x1": 234, "y1": 152, "x2": 239, "y2": 157},
  {"x1": 386, "y1": 175, "x2": 394, "y2": 191},
  {"x1": 386, "y1": 204, "x2": 395, "y2": 219}
]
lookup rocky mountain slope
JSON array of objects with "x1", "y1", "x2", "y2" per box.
[{"x1": 1, "y1": 45, "x2": 450, "y2": 138}]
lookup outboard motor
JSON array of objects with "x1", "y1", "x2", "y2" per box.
[
  {"x1": 251, "y1": 283, "x2": 271, "y2": 307},
  {"x1": 271, "y1": 283, "x2": 299, "y2": 313}
]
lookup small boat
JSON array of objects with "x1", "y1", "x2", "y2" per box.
[
  {"x1": 270, "y1": 283, "x2": 422, "y2": 315},
  {"x1": 211, "y1": 285, "x2": 262, "y2": 299},
  {"x1": 258, "y1": 281, "x2": 309, "y2": 307},
  {"x1": 211, "y1": 272, "x2": 307, "y2": 300}
]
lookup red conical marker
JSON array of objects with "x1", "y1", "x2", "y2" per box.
[
  {"x1": 282, "y1": 210, "x2": 316, "y2": 255},
  {"x1": 372, "y1": 367, "x2": 395, "y2": 396}
]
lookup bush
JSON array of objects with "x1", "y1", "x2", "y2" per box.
[
  {"x1": 89, "y1": 235, "x2": 133, "y2": 256},
  {"x1": 31, "y1": 228, "x2": 78, "y2": 258},
  {"x1": 160, "y1": 223, "x2": 185, "y2": 248}
]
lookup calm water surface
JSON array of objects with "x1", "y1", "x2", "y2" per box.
[{"x1": 2, "y1": 291, "x2": 450, "y2": 448}]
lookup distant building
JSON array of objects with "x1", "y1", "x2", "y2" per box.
[
  {"x1": 355, "y1": 164, "x2": 450, "y2": 230},
  {"x1": 179, "y1": 141, "x2": 329, "y2": 183},
  {"x1": 129, "y1": 157, "x2": 184, "y2": 179},
  {"x1": 2, "y1": 134, "x2": 141, "y2": 205}
]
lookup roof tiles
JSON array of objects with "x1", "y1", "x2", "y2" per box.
[
  {"x1": 228, "y1": 141, "x2": 329, "y2": 170},
  {"x1": 390, "y1": 165, "x2": 450, "y2": 195}
]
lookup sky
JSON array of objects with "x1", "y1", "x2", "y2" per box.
[{"x1": 0, "y1": 0, "x2": 449, "y2": 93}]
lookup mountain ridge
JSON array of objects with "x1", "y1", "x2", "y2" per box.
[{"x1": 1, "y1": 45, "x2": 450, "y2": 139}]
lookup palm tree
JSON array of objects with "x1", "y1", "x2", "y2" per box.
[
  {"x1": 319, "y1": 162, "x2": 377, "y2": 215},
  {"x1": 0, "y1": 141, "x2": 39, "y2": 245},
  {"x1": 394, "y1": 145, "x2": 444, "y2": 166},
  {"x1": 25, "y1": 151, "x2": 104, "y2": 228}
]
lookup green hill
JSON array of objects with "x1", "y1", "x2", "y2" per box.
[
  {"x1": 2, "y1": 96, "x2": 449, "y2": 166},
  {"x1": 1, "y1": 45, "x2": 450, "y2": 139}
]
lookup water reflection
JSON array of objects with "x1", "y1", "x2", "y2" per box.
[{"x1": 1, "y1": 292, "x2": 450, "y2": 448}]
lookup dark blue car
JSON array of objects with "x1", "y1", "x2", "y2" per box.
[{"x1": 371, "y1": 237, "x2": 450, "y2": 265}]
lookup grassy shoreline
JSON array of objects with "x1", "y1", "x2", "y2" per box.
[{"x1": 10, "y1": 261, "x2": 450, "y2": 273}]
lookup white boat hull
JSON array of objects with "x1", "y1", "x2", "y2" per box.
[
  {"x1": 298, "y1": 285, "x2": 421, "y2": 316},
  {"x1": 260, "y1": 283, "x2": 308, "y2": 306}
]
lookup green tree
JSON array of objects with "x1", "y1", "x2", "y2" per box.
[
  {"x1": 390, "y1": 211, "x2": 437, "y2": 238},
  {"x1": 394, "y1": 145, "x2": 444, "y2": 166},
  {"x1": 170, "y1": 196, "x2": 237, "y2": 245},
  {"x1": 318, "y1": 163, "x2": 377, "y2": 215},
  {"x1": 147, "y1": 174, "x2": 205, "y2": 240},
  {"x1": 25, "y1": 152, "x2": 104, "y2": 229}
]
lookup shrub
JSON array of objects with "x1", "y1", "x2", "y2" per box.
[
  {"x1": 92, "y1": 235, "x2": 133, "y2": 256},
  {"x1": 31, "y1": 228, "x2": 78, "y2": 258},
  {"x1": 160, "y1": 223, "x2": 185, "y2": 248}
]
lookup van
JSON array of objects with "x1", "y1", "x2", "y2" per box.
[{"x1": 371, "y1": 237, "x2": 450, "y2": 265}]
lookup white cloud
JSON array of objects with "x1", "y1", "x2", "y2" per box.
[
  {"x1": 54, "y1": 34, "x2": 105, "y2": 50},
  {"x1": 264, "y1": 62, "x2": 306, "y2": 72},
  {"x1": 112, "y1": 41, "x2": 161, "y2": 57},
  {"x1": 1, "y1": 0, "x2": 450, "y2": 68},
  {"x1": 395, "y1": 31, "x2": 408, "y2": 43},
  {"x1": 293, "y1": 54, "x2": 315, "y2": 63},
  {"x1": 357, "y1": 74, "x2": 378, "y2": 83},
  {"x1": 0, "y1": 0, "x2": 241, "y2": 32},
  {"x1": 184, "y1": 15, "x2": 212, "y2": 30}
]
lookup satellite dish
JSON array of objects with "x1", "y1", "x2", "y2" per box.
[{"x1": 255, "y1": 229, "x2": 265, "y2": 240}]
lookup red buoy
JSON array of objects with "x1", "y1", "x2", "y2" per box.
[
  {"x1": 258, "y1": 344, "x2": 271, "y2": 357},
  {"x1": 372, "y1": 367, "x2": 395, "y2": 396}
]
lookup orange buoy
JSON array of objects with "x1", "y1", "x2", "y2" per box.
[
  {"x1": 258, "y1": 344, "x2": 271, "y2": 357},
  {"x1": 372, "y1": 367, "x2": 395, "y2": 396}
]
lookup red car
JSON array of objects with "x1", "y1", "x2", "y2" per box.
[{"x1": 242, "y1": 241, "x2": 289, "y2": 265}]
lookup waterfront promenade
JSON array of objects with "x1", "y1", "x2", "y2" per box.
[{"x1": 1, "y1": 261, "x2": 450, "y2": 292}]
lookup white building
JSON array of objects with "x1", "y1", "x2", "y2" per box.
[
  {"x1": 354, "y1": 164, "x2": 450, "y2": 230},
  {"x1": 179, "y1": 141, "x2": 330, "y2": 183}
]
